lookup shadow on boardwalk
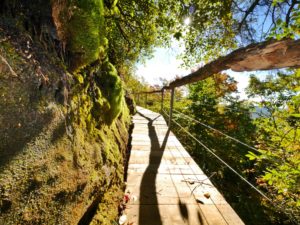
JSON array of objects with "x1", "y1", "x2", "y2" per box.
[{"x1": 138, "y1": 112, "x2": 170, "y2": 225}]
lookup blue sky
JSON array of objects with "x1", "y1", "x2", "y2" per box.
[{"x1": 135, "y1": 43, "x2": 267, "y2": 100}]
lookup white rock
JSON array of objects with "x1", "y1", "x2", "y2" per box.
[{"x1": 119, "y1": 214, "x2": 127, "y2": 225}]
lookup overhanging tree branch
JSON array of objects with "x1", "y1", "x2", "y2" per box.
[{"x1": 167, "y1": 39, "x2": 300, "y2": 89}]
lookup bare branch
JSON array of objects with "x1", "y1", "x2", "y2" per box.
[
  {"x1": 238, "y1": 0, "x2": 260, "y2": 32},
  {"x1": 0, "y1": 54, "x2": 18, "y2": 77},
  {"x1": 272, "y1": 5, "x2": 276, "y2": 26},
  {"x1": 116, "y1": 22, "x2": 131, "y2": 51},
  {"x1": 232, "y1": 0, "x2": 246, "y2": 12},
  {"x1": 260, "y1": 3, "x2": 272, "y2": 41},
  {"x1": 286, "y1": 0, "x2": 297, "y2": 27}
]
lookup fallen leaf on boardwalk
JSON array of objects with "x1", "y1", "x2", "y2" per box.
[
  {"x1": 204, "y1": 193, "x2": 210, "y2": 199},
  {"x1": 124, "y1": 194, "x2": 130, "y2": 203},
  {"x1": 119, "y1": 215, "x2": 127, "y2": 225}
]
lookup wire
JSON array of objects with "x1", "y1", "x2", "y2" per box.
[
  {"x1": 167, "y1": 115, "x2": 273, "y2": 203},
  {"x1": 171, "y1": 108, "x2": 260, "y2": 153}
]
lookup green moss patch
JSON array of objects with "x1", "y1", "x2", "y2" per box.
[
  {"x1": 67, "y1": 0, "x2": 105, "y2": 71},
  {"x1": 0, "y1": 2, "x2": 134, "y2": 223},
  {"x1": 95, "y1": 60, "x2": 124, "y2": 124}
]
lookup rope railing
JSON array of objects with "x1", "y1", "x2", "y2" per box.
[
  {"x1": 161, "y1": 108, "x2": 274, "y2": 204},
  {"x1": 171, "y1": 108, "x2": 260, "y2": 153},
  {"x1": 136, "y1": 88, "x2": 261, "y2": 154}
]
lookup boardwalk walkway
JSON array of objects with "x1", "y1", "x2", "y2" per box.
[{"x1": 125, "y1": 106, "x2": 245, "y2": 225}]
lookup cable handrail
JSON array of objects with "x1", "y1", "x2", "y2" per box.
[
  {"x1": 161, "y1": 109, "x2": 273, "y2": 203},
  {"x1": 170, "y1": 108, "x2": 260, "y2": 153}
]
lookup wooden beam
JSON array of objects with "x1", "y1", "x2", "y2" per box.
[
  {"x1": 167, "y1": 39, "x2": 300, "y2": 89},
  {"x1": 161, "y1": 89, "x2": 164, "y2": 112},
  {"x1": 169, "y1": 88, "x2": 175, "y2": 127},
  {"x1": 135, "y1": 90, "x2": 162, "y2": 94}
]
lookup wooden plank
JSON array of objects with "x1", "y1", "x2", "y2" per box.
[{"x1": 125, "y1": 106, "x2": 245, "y2": 225}]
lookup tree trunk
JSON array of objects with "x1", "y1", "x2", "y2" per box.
[{"x1": 168, "y1": 39, "x2": 300, "y2": 88}]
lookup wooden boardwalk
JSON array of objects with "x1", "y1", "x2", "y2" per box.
[{"x1": 125, "y1": 106, "x2": 244, "y2": 225}]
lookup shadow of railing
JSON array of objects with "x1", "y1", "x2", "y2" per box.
[{"x1": 138, "y1": 111, "x2": 170, "y2": 225}]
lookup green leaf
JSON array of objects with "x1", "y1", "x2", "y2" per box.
[
  {"x1": 246, "y1": 151, "x2": 258, "y2": 160},
  {"x1": 173, "y1": 32, "x2": 182, "y2": 40},
  {"x1": 290, "y1": 114, "x2": 300, "y2": 118}
]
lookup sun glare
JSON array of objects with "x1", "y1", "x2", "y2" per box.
[{"x1": 184, "y1": 17, "x2": 191, "y2": 25}]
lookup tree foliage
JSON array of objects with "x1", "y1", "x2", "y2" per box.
[
  {"x1": 166, "y1": 74, "x2": 280, "y2": 224},
  {"x1": 246, "y1": 70, "x2": 300, "y2": 223}
]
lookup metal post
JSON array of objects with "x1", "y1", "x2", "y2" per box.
[
  {"x1": 161, "y1": 90, "x2": 164, "y2": 112},
  {"x1": 169, "y1": 88, "x2": 175, "y2": 127}
]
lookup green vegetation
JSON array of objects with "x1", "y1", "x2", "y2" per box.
[
  {"x1": 246, "y1": 71, "x2": 300, "y2": 222},
  {"x1": 67, "y1": 0, "x2": 106, "y2": 71},
  {"x1": 96, "y1": 60, "x2": 124, "y2": 124}
]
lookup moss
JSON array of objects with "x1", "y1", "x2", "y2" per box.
[
  {"x1": 70, "y1": 59, "x2": 124, "y2": 129},
  {"x1": 0, "y1": 6, "x2": 132, "y2": 225},
  {"x1": 90, "y1": 184, "x2": 123, "y2": 225},
  {"x1": 95, "y1": 60, "x2": 124, "y2": 124},
  {"x1": 67, "y1": 0, "x2": 106, "y2": 71}
]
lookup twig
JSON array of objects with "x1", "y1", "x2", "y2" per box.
[
  {"x1": 183, "y1": 172, "x2": 217, "y2": 196},
  {"x1": 181, "y1": 172, "x2": 217, "y2": 196},
  {"x1": 0, "y1": 54, "x2": 18, "y2": 77},
  {"x1": 286, "y1": 0, "x2": 297, "y2": 27},
  {"x1": 238, "y1": 0, "x2": 260, "y2": 32},
  {"x1": 0, "y1": 38, "x2": 8, "y2": 43}
]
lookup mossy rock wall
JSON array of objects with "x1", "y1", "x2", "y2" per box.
[
  {"x1": 51, "y1": 0, "x2": 107, "y2": 71},
  {"x1": 0, "y1": 16, "x2": 131, "y2": 225}
]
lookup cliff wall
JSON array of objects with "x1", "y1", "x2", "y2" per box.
[{"x1": 0, "y1": 1, "x2": 132, "y2": 224}]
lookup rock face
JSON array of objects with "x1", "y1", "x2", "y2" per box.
[{"x1": 0, "y1": 1, "x2": 131, "y2": 224}]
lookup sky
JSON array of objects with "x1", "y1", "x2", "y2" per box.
[
  {"x1": 135, "y1": 44, "x2": 266, "y2": 100},
  {"x1": 135, "y1": 46, "x2": 189, "y2": 85}
]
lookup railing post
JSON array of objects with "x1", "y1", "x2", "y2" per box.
[
  {"x1": 137, "y1": 93, "x2": 140, "y2": 105},
  {"x1": 161, "y1": 89, "x2": 164, "y2": 112},
  {"x1": 169, "y1": 88, "x2": 175, "y2": 127}
]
